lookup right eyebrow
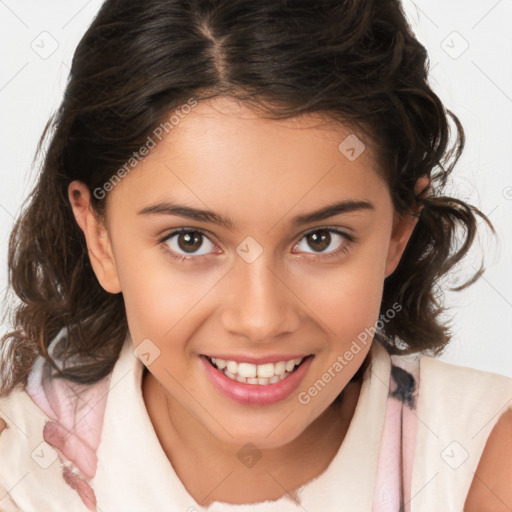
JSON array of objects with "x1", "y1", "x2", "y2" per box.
[{"x1": 137, "y1": 198, "x2": 375, "y2": 231}]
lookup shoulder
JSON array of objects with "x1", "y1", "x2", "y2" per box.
[
  {"x1": 410, "y1": 355, "x2": 512, "y2": 510},
  {"x1": 0, "y1": 385, "x2": 48, "y2": 447},
  {"x1": 0, "y1": 384, "x2": 104, "y2": 511},
  {"x1": 417, "y1": 353, "x2": 512, "y2": 407},
  {"x1": 0, "y1": 387, "x2": 46, "y2": 510},
  {"x1": 464, "y1": 406, "x2": 512, "y2": 511},
  {"x1": 0, "y1": 384, "x2": 47, "y2": 428}
]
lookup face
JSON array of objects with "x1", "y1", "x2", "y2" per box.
[{"x1": 69, "y1": 96, "x2": 421, "y2": 450}]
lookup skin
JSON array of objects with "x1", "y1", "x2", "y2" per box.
[
  {"x1": 67, "y1": 95, "x2": 430, "y2": 505},
  {"x1": 464, "y1": 408, "x2": 512, "y2": 511}
]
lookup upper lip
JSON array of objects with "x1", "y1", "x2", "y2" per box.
[{"x1": 202, "y1": 353, "x2": 312, "y2": 365}]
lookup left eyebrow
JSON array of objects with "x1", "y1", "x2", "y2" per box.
[
  {"x1": 137, "y1": 199, "x2": 375, "y2": 231},
  {"x1": 290, "y1": 199, "x2": 375, "y2": 227}
]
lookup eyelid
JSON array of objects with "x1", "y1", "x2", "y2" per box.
[
  {"x1": 292, "y1": 225, "x2": 354, "y2": 260},
  {"x1": 158, "y1": 226, "x2": 220, "y2": 248},
  {"x1": 298, "y1": 224, "x2": 355, "y2": 242},
  {"x1": 158, "y1": 227, "x2": 220, "y2": 263},
  {"x1": 158, "y1": 225, "x2": 356, "y2": 262}
]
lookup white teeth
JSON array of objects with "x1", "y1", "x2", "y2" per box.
[
  {"x1": 237, "y1": 362, "x2": 257, "y2": 378},
  {"x1": 214, "y1": 358, "x2": 227, "y2": 370},
  {"x1": 285, "y1": 360, "x2": 296, "y2": 372},
  {"x1": 257, "y1": 363, "x2": 275, "y2": 378},
  {"x1": 274, "y1": 361, "x2": 286, "y2": 376},
  {"x1": 209, "y1": 355, "x2": 307, "y2": 385},
  {"x1": 226, "y1": 360, "x2": 238, "y2": 374}
]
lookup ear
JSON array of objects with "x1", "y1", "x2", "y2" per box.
[
  {"x1": 68, "y1": 181, "x2": 122, "y2": 293},
  {"x1": 384, "y1": 175, "x2": 429, "y2": 278}
]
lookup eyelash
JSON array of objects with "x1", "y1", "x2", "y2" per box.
[{"x1": 158, "y1": 226, "x2": 355, "y2": 264}]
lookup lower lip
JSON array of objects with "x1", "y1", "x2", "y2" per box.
[{"x1": 200, "y1": 355, "x2": 314, "y2": 406}]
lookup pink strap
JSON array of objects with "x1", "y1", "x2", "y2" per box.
[{"x1": 373, "y1": 354, "x2": 420, "y2": 511}]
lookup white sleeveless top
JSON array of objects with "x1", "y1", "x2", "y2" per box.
[{"x1": 1, "y1": 331, "x2": 511, "y2": 511}]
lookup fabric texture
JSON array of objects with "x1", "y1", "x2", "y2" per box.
[{"x1": 1, "y1": 330, "x2": 511, "y2": 511}]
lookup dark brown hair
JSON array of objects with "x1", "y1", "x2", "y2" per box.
[{"x1": 0, "y1": 0, "x2": 493, "y2": 397}]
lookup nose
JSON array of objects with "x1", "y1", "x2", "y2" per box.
[{"x1": 220, "y1": 253, "x2": 302, "y2": 344}]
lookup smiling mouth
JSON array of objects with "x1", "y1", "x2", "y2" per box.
[{"x1": 204, "y1": 355, "x2": 313, "y2": 386}]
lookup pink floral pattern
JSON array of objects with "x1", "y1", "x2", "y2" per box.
[{"x1": 24, "y1": 331, "x2": 112, "y2": 511}]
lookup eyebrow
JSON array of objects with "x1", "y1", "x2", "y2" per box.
[{"x1": 137, "y1": 199, "x2": 374, "y2": 230}]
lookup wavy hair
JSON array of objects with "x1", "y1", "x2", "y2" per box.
[{"x1": 0, "y1": 0, "x2": 493, "y2": 397}]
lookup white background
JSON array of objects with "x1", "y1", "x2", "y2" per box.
[{"x1": 0, "y1": 0, "x2": 511, "y2": 377}]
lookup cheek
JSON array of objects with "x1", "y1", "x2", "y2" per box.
[
  {"x1": 110, "y1": 237, "x2": 179, "y2": 339},
  {"x1": 299, "y1": 271, "x2": 383, "y2": 344},
  {"x1": 122, "y1": 272, "x2": 193, "y2": 342},
  {"x1": 294, "y1": 240, "x2": 389, "y2": 343},
  {"x1": 115, "y1": 243, "x2": 222, "y2": 350}
]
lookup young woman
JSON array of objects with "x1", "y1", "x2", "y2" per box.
[{"x1": 1, "y1": 1, "x2": 511, "y2": 511}]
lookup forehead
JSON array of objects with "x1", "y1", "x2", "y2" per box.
[
  {"x1": 106, "y1": 96, "x2": 389, "y2": 223},
  {"x1": 158, "y1": 95, "x2": 378, "y2": 167}
]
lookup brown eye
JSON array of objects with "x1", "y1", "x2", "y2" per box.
[
  {"x1": 305, "y1": 230, "x2": 331, "y2": 252},
  {"x1": 293, "y1": 228, "x2": 351, "y2": 258},
  {"x1": 177, "y1": 231, "x2": 203, "y2": 253},
  {"x1": 163, "y1": 229, "x2": 216, "y2": 257}
]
